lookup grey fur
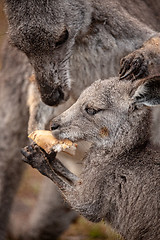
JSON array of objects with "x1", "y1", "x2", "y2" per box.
[
  {"x1": 0, "y1": 42, "x2": 77, "y2": 240},
  {"x1": 23, "y1": 77, "x2": 160, "y2": 240},
  {"x1": 4, "y1": 0, "x2": 160, "y2": 105},
  {"x1": 1, "y1": 0, "x2": 160, "y2": 239},
  {"x1": 0, "y1": 41, "x2": 30, "y2": 239}
]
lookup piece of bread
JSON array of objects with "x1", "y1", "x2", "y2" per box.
[{"x1": 28, "y1": 130, "x2": 77, "y2": 155}]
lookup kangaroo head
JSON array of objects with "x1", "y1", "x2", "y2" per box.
[
  {"x1": 51, "y1": 76, "x2": 160, "y2": 148},
  {"x1": 5, "y1": 0, "x2": 91, "y2": 106}
]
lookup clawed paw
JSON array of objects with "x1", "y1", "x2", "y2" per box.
[
  {"x1": 119, "y1": 51, "x2": 149, "y2": 81},
  {"x1": 21, "y1": 143, "x2": 42, "y2": 159},
  {"x1": 21, "y1": 143, "x2": 49, "y2": 170},
  {"x1": 21, "y1": 143, "x2": 57, "y2": 172}
]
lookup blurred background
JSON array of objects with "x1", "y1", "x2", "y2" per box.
[
  {"x1": 0, "y1": 0, "x2": 7, "y2": 58},
  {"x1": 0, "y1": 1, "x2": 121, "y2": 240}
]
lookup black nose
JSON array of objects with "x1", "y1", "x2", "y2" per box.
[
  {"x1": 41, "y1": 87, "x2": 65, "y2": 106},
  {"x1": 51, "y1": 122, "x2": 60, "y2": 130}
]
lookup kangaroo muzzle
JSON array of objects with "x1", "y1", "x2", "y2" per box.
[{"x1": 40, "y1": 86, "x2": 65, "y2": 106}]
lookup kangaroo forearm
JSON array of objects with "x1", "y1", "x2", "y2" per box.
[
  {"x1": 50, "y1": 158, "x2": 79, "y2": 184},
  {"x1": 21, "y1": 145, "x2": 78, "y2": 191},
  {"x1": 39, "y1": 163, "x2": 72, "y2": 192}
]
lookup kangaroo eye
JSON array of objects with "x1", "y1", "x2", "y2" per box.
[
  {"x1": 55, "y1": 29, "x2": 69, "y2": 47},
  {"x1": 85, "y1": 107, "x2": 100, "y2": 115}
]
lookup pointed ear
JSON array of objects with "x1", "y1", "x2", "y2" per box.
[{"x1": 131, "y1": 76, "x2": 160, "y2": 107}]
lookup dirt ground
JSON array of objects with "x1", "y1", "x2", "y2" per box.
[{"x1": 0, "y1": 2, "x2": 122, "y2": 240}]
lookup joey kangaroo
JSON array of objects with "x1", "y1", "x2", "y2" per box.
[
  {"x1": 22, "y1": 77, "x2": 160, "y2": 240},
  {"x1": 2, "y1": 0, "x2": 160, "y2": 239}
]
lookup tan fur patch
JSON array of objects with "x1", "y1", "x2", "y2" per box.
[
  {"x1": 148, "y1": 37, "x2": 160, "y2": 47},
  {"x1": 29, "y1": 74, "x2": 36, "y2": 82},
  {"x1": 99, "y1": 127, "x2": 109, "y2": 137}
]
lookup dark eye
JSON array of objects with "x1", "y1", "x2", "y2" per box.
[
  {"x1": 55, "y1": 29, "x2": 69, "y2": 47},
  {"x1": 85, "y1": 107, "x2": 100, "y2": 115}
]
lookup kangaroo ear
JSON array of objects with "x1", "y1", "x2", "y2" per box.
[{"x1": 131, "y1": 76, "x2": 160, "y2": 106}]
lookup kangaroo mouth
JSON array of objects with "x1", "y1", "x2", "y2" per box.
[
  {"x1": 52, "y1": 129, "x2": 84, "y2": 143},
  {"x1": 28, "y1": 130, "x2": 78, "y2": 156}
]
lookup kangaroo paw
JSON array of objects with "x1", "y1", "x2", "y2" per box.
[
  {"x1": 119, "y1": 51, "x2": 149, "y2": 81},
  {"x1": 21, "y1": 144, "x2": 76, "y2": 191},
  {"x1": 21, "y1": 144, "x2": 54, "y2": 170}
]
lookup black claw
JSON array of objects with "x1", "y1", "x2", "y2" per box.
[
  {"x1": 119, "y1": 61, "x2": 130, "y2": 77},
  {"x1": 34, "y1": 144, "x2": 40, "y2": 150},
  {"x1": 134, "y1": 71, "x2": 144, "y2": 79},
  {"x1": 28, "y1": 145, "x2": 34, "y2": 152},
  {"x1": 120, "y1": 57, "x2": 125, "y2": 66},
  {"x1": 21, "y1": 148, "x2": 31, "y2": 158},
  {"x1": 119, "y1": 63, "x2": 124, "y2": 75},
  {"x1": 134, "y1": 64, "x2": 149, "y2": 79},
  {"x1": 21, "y1": 148, "x2": 32, "y2": 163},
  {"x1": 119, "y1": 55, "x2": 134, "y2": 76},
  {"x1": 120, "y1": 66, "x2": 135, "y2": 79},
  {"x1": 130, "y1": 76, "x2": 137, "y2": 82},
  {"x1": 119, "y1": 51, "x2": 148, "y2": 81}
]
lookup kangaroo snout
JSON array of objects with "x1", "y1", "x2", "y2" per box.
[
  {"x1": 50, "y1": 119, "x2": 62, "y2": 140},
  {"x1": 51, "y1": 122, "x2": 60, "y2": 131},
  {"x1": 40, "y1": 86, "x2": 66, "y2": 106}
]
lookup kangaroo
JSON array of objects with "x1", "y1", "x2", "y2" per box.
[
  {"x1": 1, "y1": 0, "x2": 160, "y2": 239},
  {"x1": 4, "y1": 0, "x2": 160, "y2": 106},
  {"x1": 0, "y1": 41, "x2": 78, "y2": 240},
  {"x1": 22, "y1": 77, "x2": 160, "y2": 240}
]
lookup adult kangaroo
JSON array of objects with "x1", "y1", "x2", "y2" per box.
[
  {"x1": 1, "y1": 0, "x2": 160, "y2": 239},
  {"x1": 5, "y1": 0, "x2": 160, "y2": 105}
]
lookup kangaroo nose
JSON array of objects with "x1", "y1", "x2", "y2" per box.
[
  {"x1": 51, "y1": 122, "x2": 60, "y2": 130},
  {"x1": 40, "y1": 87, "x2": 65, "y2": 106}
]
